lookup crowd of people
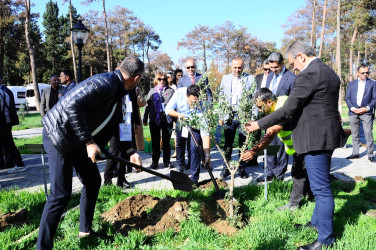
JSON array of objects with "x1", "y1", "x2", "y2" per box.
[{"x1": 1, "y1": 39, "x2": 372, "y2": 249}]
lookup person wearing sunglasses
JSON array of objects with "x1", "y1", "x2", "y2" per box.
[
  {"x1": 345, "y1": 64, "x2": 376, "y2": 162},
  {"x1": 255, "y1": 59, "x2": 271, "y2": 90},
  {"x1": 143, "y1": 72, "x2": 175, "y2": 169}
]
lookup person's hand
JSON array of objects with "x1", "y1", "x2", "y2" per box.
[
  {"x1": 130, "y1": 153, "x2": 142, "y2": 172},
  {"x1": 241, "y1": 149, "x2": 257, "y2": 162},
  {"x1": 245, "y1": 121, "x2": 260, "y2": 133},
  {"x1": 218, "y1": 120, "x2": 224, "y2": 126},
  {"x1": 86, "y1": 142, "x2": 101, "y2": 163},
  {"x1": 204, "y1": 155, "x2": 211, "y2": 169}
]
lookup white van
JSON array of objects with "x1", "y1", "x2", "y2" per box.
[
  {"x1": 26, "y1": 83, "x2": 49, "y2": 109},
  {"x1": 7, "y1": 86, "x2": 27, "y2": 109}
]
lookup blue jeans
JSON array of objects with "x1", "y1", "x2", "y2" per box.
[
  {"x1": 214, "y1": 124, "x2": 222, "y2": 144},
  {"x1": 304, "y1": 150, "x2": 335, "y2": 245}
]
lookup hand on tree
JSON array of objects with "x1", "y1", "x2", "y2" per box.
[
  {"x1": 241, "y1": 149, "x2": 257, "y2": 162},
  {"x1": 245, "y1": 121, "x2": 260, "y2": 133}
]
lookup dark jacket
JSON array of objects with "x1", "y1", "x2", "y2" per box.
[
  {"x1": 255, "y1": 73, "x2": 264, "y2": 90},
  {"x1": 258, "y1": 58, "x2": 344, "y2": 154},
  {"x1": 0, "y1": 84, "x2": 19, "y2": 126},
  {"x1": 40, "y1": 85, "x2": 66, "y2": 116},
  {"x1": 265, "y1": 69, "x2": 295, "y2": 97},
  {"x1": 178, "y1": 73, "x2": 213, "y2": 101},
  {"x1": 143, "y1": 86, "x2": 174, "y2": 124},
  {"x1": 345, "y1": 78, "x2": 376, "y2": 116},
  {"x1": 42, "y1": 70, "x2": 132, "y2": 155}
]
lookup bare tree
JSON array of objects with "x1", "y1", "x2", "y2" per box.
[
  {"x1": 335, "y1": 0, "x2": 343, "y2": 114},
  {"x1": 310, "y1": 0, "x2": 317, "y2": 50},
  {"x1": 318, "y1": 0, "x2": 328, "y2": 58}
]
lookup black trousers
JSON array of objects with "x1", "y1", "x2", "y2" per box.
[
  {"x1": 289, "y1": 153, "x2": 313, "y2": 206},
  {"x1": 37, "y1": 130, "x2": 101, "y2": 250},
  {"x1": 266, "y1": 136, "x2": 288, "y2": 179},
  {"x1": 0, "y1": 123, "x2": 23, "y2": 168},
  {"x1": 150, "y1": 121, "x2": 172, "y2": 164},
  {"x1": 103, "y1": 136, "x2": 128, "y2": 185}
]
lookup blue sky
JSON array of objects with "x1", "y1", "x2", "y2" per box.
[{"x1": 33, "y1": 0, "x2": 305, "y2": 66}]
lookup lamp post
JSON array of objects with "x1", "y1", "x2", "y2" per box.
[{"x1": 70, "y1": 19, "x2": 89, "y2": 83}]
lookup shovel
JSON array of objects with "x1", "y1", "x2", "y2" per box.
[
  {"x1": 97, "y1": 147, "x2": 194, "y2": 192},
  {"x1": 186, "y1": 126, "x2": 226, "y2": 199}
]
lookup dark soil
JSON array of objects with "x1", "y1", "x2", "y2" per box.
[
  {"x1": 0, "y1": 209, "x2": 28, "y2": 232},
  {"x1": 102, "y1": 194, "x2": 189, "y2": 236},
  {"x1": 197, "y1": 178, "x2": 228, "y2": 189}
]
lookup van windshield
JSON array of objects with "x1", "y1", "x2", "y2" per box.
[{"x1": 26, "y1": 89, "x2": 34, "y2": 97}]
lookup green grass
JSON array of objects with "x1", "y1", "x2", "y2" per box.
[
  {"x1": 1, "y1": 179, "x2": 375, "y2": 249},
  {"x1": 14, "y1": 136, "x2": 43, "y2": 154},
  {"x1": 13, "y1": 113, "x2": 42, "y2": 131}
]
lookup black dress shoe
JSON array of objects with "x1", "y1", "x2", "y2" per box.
[
  {"x1": 239, "y1": 168, "x2": 249, "y2": 179},
  {"x1": 256, "y1": 176, "x2": 273, "y2": 182},
  {"x1": 369, "y1": 156, "x2": 376, "y2": 162},
  {"x1": 220, "y1": 168, "x2": 230, "y2": 179},
  {"x1": 164, "y1": 162, "x2": 175, "y2": 168},
  {"x1": 294, "y1": 222, "x2": 318, "y2": 232},
  {"x1": 346, "y1": 154, "x2": 359, "y2": 159},
  {"x1": 298, "y1": 239, "x2": 332, "y2": 250},
  {"x1": 150, "y1": 162, "x2": 158, "y2": 169},
  {"x1": 117, "y1": 179, "x2": 132, "y2": 188}
]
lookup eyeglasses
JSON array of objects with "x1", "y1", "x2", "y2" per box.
[
  {"x1": 157, "y1": 78, "x2": 166, "y2": 81},
  {"x1": 360, "y1": 72, "x2": 369, "y2": 75},
  {"x1": 186, "y1": 66, "x2": 195, "y2": 69},
  {"x1": 263, "y1": 68, "x2": 271, "y2": 71}
]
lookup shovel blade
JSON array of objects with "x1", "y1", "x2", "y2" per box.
[{"x1": 170, "y1": 170, "x2": 194, "y2": 192}]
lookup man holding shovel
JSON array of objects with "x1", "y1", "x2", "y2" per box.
[{"x1": 37, "y1": 57, "x2": 144, "y2": 250}]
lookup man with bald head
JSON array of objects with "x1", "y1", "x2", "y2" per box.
[{"x1": 218, "y1": 58, "x2": 257, "y2": 179}]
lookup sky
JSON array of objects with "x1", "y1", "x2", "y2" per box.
[{"x1": 33, "y1": 0, "x2": 306, "y2": 68}]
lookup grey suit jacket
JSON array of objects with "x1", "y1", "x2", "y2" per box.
[
  {"x1": 40, "y1": 85, "x2": 66, "y2": 116},
  {"x1": 265, "y1": 68, "x2": 295, "y2": 97}
]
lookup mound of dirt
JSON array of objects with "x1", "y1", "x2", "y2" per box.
[
  {"x1": 197, "y1": 178, "x2": 228, "y2": 190},
  {"x1": 102, "y1": 194, "x2": 189, "y2": 236},
  {"x1": 0, "y1": 209, "x2": 28, "y2": 232}
]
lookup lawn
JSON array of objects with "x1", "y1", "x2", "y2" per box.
[{"x1": 0, "y1": 179, "x2": 375, "y2": 249}]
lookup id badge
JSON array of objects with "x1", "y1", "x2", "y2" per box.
[
  {"x1": 161, "y1": 103, "x2": 165, "y2": 111},
  {"x1": 181, "y1": 126, "x2": 188, "y2": 138},
  {"x1": 126, "y1": 100, "x2": 133, "y2": 113},
  {"x1": 119, "y1": 123, "x2": 132, "y2": 141}
]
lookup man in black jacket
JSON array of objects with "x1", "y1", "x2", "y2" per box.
[
  {"x1": 37, "y1": 57, "x2": 144, "y2": 250},
  {"x1": 245, "y1": 41, "x2": 343, "y2": 249}
]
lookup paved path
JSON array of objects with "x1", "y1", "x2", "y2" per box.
[
  {"x1": 1, "y1": 145, "x2": 375, "y2": 194},
  {"x1": 12, "y1": 127, "x2": 43, "y2": 138}
]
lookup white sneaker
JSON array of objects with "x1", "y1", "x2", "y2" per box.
[{"x1": 7, "y1": 166, "x2": 27, "y2": 174}]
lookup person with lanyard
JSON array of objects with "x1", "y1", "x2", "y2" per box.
[{"x1": 143, "y1": 72, "x2": 175, "y2": 169}]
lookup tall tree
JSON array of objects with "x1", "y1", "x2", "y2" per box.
[
  {"x1": 310, "y1": 0, "x2": 317, "y2": 49},
  {"x1": 318, "y1": 0, "x2": 328, "y2": 57},
  {"x1": 336, "y1": 0, "x2": 343, "y2": 114}
]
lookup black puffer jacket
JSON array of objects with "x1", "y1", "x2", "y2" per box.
[{"x1": 42, "y1": 70, "x2": 131, "y2": 155}]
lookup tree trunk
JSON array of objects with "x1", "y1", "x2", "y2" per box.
[
  {"x1": 24, "y1": 0, "x2": 40, "y2": 111},
  {"x1": 349, "y1": 27, "x2": 358, "y2": 82},
  {"x1": 364, "y1": 35, "x2": 367, "y2": 64},
  {"x1": 336, "y1": 0, "x2": 343, "y2": 115},
  {"x1": 69, "y1": 0, "x2": 78, "y2": 82},
  {"x1": 310, "y1": 0, "x2": 317, "y2": 50},
  {"x1": 102, "y1": 0, "x2": 111, "y2": 72},
  {"x1": 229, "y1": 171, "x2": 235, "y2": 217},
  {"x1": 318, "y1": 0, "x2": 327, "y2": 58}
]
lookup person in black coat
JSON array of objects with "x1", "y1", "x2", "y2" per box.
[
  {"x1": 37, "y1": 57, "x2": 144, "y2": 250},
  {"x1": 245, "y1": 41, "x2": 343, "y2": 249}
]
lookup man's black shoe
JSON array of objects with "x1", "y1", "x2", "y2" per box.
[
  {"x1": 117, "y1": 179, "x2": 132, "y2": 188},
  {"x1": 294, "y1": 222, "x2": 318, "y2": 232},
  {"x1": 369, "y1": 156, "x2": 376, "y2": 162},
  {"x1": 239, "y1": 168, "x2": 249, "y2": 179},
  {"x1": 164, "y1": 162, "x2": 175, "y2": 168},
  {"x1": 150, "y1": 162, "x2": 158, "y2": 169},
  {"x1": 256, "y1": 176, "x2": 273, "y2": 182},
  {"x1": 298, "y1": 239, "x2": 332, "y2": 250},
  {"x1": 346, "y1": 154, "x2": 359, "y2": 159},
  {"x1": 220, "y1": 168, "x2": 230, "y2": 179}
]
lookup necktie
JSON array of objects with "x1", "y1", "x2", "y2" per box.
[
  {"x1": 191, "y1": 76, "x2": 195, "y2": 85},
  {"x1": 270, "y1": 75, "x2": 278, "y2": 94}
]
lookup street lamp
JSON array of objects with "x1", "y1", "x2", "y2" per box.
[{"x1": 71, "y1": 19, "x2": 89, "y2": 83}]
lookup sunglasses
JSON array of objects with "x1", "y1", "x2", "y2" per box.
[
  {"x1": 157, "y1": 78, "x2": 166, "y2": 81},
  {"x1": 186, "y1": 66, "x2": 195, "y2": 69},
  {"x1": 360, "y1": 72, "x2": 369, "y2": 75},
  {"x1": 263, "y1": 68, "x2": 271, "y2": 71}
]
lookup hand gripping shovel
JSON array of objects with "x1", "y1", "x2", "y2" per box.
[
  {"x1": 98, "y1": 148, "x2": 194, "y2": 192},
  {"x1": 186, "y1": 126, "x2": 226, "y2": 199}
]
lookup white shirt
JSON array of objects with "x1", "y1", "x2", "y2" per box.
[
  {"x1": 231, "y1": 75, "x2": 242, "y2": 106},
  {"x1": 260, "y1": 74, "x2": 268, "y2": 88}
]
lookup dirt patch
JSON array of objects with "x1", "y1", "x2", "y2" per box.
[
  {"x1": 366, "y1": 209, "x2": 376, "y2": 218},
  {"x1": 102, "y1": 194, "x2": 189, "y2": 236},
  {"x1": 211, "y1": 220, "x2": 238, "y2": 235},
  {"x1": 197, "y1": 178, "x2": 228, "y2": 190},
  {"x1": 0, "y1": 209, "x2": 28, "y2": 232}
]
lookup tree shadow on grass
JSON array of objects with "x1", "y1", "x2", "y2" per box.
[{"x1": 332, "y1": 178, "x2": 376, "y2": 240}]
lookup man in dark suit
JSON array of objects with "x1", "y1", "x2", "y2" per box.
[
  {"x1": 257, "y1": 52, "x2": 295, "y2": 182},
  {"x1": 245, "y1": 40, "x2": 343, "y2": 249},
  {"x1": 345, "y1": 64, "x2": 376, "y2": 162},
  {"x1": 40, "y1": 75, "x2": 66, "y2": 117},
  {"x1": 255, "y1": 59, "x2": 271, "y2": 90},
  {"x1": 0, "y1": 76, "x2": 26, "y2": 173}
]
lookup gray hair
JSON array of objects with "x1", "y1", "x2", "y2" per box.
[
  {"x1": 268, "y1": 52, "x2": 284, "y2": 65},
  {"x1": 119, "y1": 56, "x2": 145, "y2": 77},
  {"x1": 287, "y1": 40, "x2": 316, "y2": 58}
]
